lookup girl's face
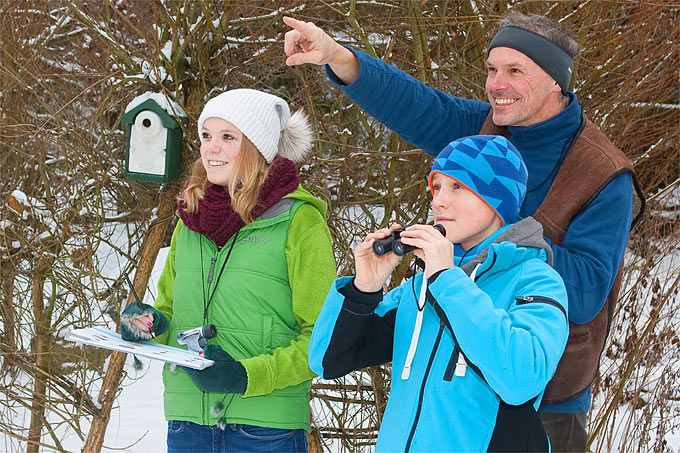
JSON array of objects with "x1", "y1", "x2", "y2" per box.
[
  {"x1": 430, "y1": 173, "x2": 502, "y2": 251},
  {"x1": 200, "y1": 117, "x2": 243, "y2": 186}
]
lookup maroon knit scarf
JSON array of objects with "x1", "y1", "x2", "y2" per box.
[{"x1": 178, "y1": 157, "x2": 299, "y2": 246}]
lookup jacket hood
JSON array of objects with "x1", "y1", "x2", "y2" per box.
[
  {"x1": 284, "y1": 185, "x2": 327, "y2": 216},
  {"x1": 257, "y1": 185, "x2": 327, "y2": 221},
  {"x1": 460, "y1": 217, "x2": 552, "y2": 277}
]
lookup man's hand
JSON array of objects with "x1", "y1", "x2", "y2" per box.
[
  {"x1": 353, "y1": 224, "x2": 403, "y2": 292},
  {"x1": 398, "y1": 225, "x2": 453, "y2": 278},
  {"x1": 283, "y1": 16, "x2": 360, "y2": 85}
]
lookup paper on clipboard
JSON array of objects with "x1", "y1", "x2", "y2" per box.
[{"x1": 66, "y1": 326, "x2": 214, "y2": 370}]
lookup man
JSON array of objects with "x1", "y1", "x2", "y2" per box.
[{"x1": 283, "y1": 10, "x2": 644, "y2": 452}]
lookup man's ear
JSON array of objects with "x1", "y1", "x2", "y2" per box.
[{"x1": 552, "y1": 80, "x2": 562, "y2": 93}]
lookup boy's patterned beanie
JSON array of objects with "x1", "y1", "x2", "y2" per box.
[{"x1": 427, "y1": 135, "x2": 528, "y2": 226}]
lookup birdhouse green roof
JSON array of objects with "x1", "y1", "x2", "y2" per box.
[{"x1": 121, "y1": 92, "x2": 188, "y2": 128}]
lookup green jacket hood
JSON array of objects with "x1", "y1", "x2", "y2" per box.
[{"x1": 283, "y1": 185, "x2": 327, "y2": 218}]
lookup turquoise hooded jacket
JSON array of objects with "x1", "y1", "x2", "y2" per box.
[{"x1": 309, "y1": 218, "x2": 568, "y2": 451}]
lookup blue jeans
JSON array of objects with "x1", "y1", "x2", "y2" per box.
[{"x1": 167, "y1": 420, "x2": 308, "y2": 453}]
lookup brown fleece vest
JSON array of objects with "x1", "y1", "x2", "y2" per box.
[{"x1": 480, "y1": 112, "x2": 645, "y2": 404}]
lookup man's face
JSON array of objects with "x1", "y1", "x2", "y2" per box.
[{"x1": 485, "y1": 47, "x2": 563, "y2": 127}]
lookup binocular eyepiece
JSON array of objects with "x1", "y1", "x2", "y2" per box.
[
  {"x1": 177, "y1": 324, "x2": 217, "y2": 354},
  {"x1": 372, "y1": 224, "x2": 446, "y2": 256}
]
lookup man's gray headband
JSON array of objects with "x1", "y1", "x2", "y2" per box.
[{"x1": 489, "y1": 26, "x2": 574, "y2": 94}]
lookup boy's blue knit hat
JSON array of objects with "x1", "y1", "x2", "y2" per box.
[{"x1": 427, "y1": 135, "x2": 528, "y2": 226}]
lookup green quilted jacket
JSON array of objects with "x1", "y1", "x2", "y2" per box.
[{"x1": 152, "y1": 186, "x2": 336, "y2": 431}]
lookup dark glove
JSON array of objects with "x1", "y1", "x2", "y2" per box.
[
  {"x1": 181, "y1": 344, "x2": 248, "y2": 394},
  {"x1": 120, "y1": 303, "x2": 170, "y2": 341}
]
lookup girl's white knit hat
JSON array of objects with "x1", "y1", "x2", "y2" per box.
[{"x1": 197, "y1": 88, "x2": 313, "y2": 163}]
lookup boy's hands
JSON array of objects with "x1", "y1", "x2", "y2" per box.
[
  {"x1": 353, "y1": 224, "x2": 403, "y2": 292},
  {"x1": 352, "y1": 223, "x2": 453, "y2": 291},
  {"x1": 283, "y1": 16, "x2": 359, "y2": 85},
  {"x1": 398, "y1": 225, "x2": 454, "y2": 278}
]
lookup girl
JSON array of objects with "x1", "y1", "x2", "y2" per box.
[
  {"x1": 121, "y1": 89, "x2": 336, "y2": 452},
  {"x1": 308, "y1": 135, "x2": 569, "y2": 452}
]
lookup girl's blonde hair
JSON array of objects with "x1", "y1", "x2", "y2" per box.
[{"x1": 180, "y1": 135, "x2": 270, "y2": 224}]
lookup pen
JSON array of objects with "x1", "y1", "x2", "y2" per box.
[{"x1": 124, "y1": 273, "x2": 156, "y2": 338}]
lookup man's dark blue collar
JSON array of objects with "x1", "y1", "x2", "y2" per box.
[{"x1": 507, "y1": 93, "x2": 581, "y2": 142}]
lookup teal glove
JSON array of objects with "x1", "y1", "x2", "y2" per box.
[
  {"x1": 120, "y1": 303, "x2": 169, "y2": 341},
  {"x1": 181, "y1": 344, "x2": 248, "y2": 394}
]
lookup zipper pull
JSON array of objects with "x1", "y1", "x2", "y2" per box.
[
  {"x1": 454, "y1": 352, "x2": 467, "y2": 377},
  {"x1": 207, "y1": 257, "x2": 217, "y2": 284}
]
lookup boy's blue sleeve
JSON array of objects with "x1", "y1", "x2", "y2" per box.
[
  {"x1": 309, "y1": 277, "x2": 398, "y2": 379},
  {"x1": 309, "y1": 277, "x2": 403, "y2": 379},
  {"x1": 428, "y1": 263, "x2": 569, "y2": 405},
  {"x1": 552, "y1": 173, "x2": 633, "y2": 324},
  {"x1": 325, "y1": 47, "x2": 490, "y2": 157}
]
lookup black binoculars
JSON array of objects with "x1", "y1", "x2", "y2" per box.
[{"x1": 372, "y1": 224, "x2": 446, "y2": 256}]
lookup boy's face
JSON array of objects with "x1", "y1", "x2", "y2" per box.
[{"x1": 431, "y1": 173, "x2": 502, "y2": 251}]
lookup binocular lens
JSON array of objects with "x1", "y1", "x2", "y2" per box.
[
  {"x1": 373, "y1": 240, "x2": 390, "y2": 256},
  {"x1": 392, "y1": 240, "x2": 414, "y2": 256}
]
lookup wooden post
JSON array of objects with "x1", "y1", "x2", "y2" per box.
[
  {"x1": 82, "y1": 184, "x2": 179, "y2": 452},
  {"x1": 27, "y1": 261, "x2": 47, "y2": 453}
]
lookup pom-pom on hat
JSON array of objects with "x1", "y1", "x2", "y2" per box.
[
  {"x1": 197, "y1": 88, "x2": 313, "y2": 163},
  {"x1": 428, "y1": 135, "x2": 528, "y2": 226}
]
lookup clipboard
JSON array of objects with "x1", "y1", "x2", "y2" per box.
[{"x1": 66, "y1": 326, "x2": 214, "y2": 370}]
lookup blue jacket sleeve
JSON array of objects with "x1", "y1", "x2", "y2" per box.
[
  {"x1": 427, "y1": 263, "x2": 569, "y2": 405},
  {"x1": 309, "y1": 277, "x2": 403, "y2": 379},
  {"x1": 326, "y1": 47, "x2": 490, "y2": 157},
  {"x1": 552, "y1": 173, "x2": 633, "y2": 324}
]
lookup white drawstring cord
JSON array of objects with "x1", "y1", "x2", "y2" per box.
[
  {"x1": 453, "y1": 262, "x2": 482, "y2": 378},
  {"x1": 401, "y1": 261, "x2": 482, "y2": 380},
  {"x1": 401, "y1": 274, "x2": 428, "y2": 380},
  {"x1": 469, "y1": 262, "x2": 481, "y2": 281}
]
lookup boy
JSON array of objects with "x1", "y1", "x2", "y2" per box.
[{"x1": 308, "y1": 135, "x2": 568, "y2": 452}]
